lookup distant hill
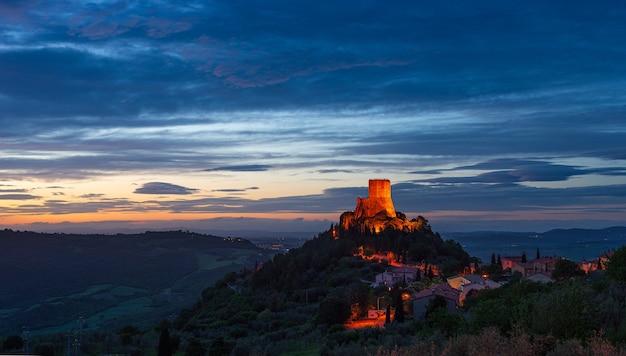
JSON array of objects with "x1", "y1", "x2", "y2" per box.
[
  {"x1": 443, "y1": 226, "x2": 626, "y2": 263},
  {"x1": 0, "y1": 229, "x2": 274, "y2": 335}
]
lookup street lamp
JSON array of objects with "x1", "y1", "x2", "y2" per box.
[{"x1": 377, "y1": 296, "x2": 385, "y2": 311}]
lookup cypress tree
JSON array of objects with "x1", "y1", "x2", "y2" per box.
[
  {"x1": 385, "y1": 304, "x2": 391, "y2": 324},
  {"x1": 392, "y1": 286, "x2": 405, "y2": 323},
  {"x1": 157, "y1": 328, "x2": 172, "y2": 356}
]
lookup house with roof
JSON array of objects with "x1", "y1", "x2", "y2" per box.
[
  {"x1": 512, "y1": 262, "x2": 537, "y2": 277},
  {"x1": 447, "y1": 274, "x2": 501, "y2": 305},
  {"x1": 447, "y1": 275, "x2": 471, "y2": 290},
  {"x1": 532, "y1": 256, "x2": 559, "y2": 272},
  {"x1": 500, "y1": 255, "x2": 523, "y2": 270},
  {"x1": 412, "y1": 283, "x2": 460, "y2": 319},
  {"x1": 579, "y1": 258, "x2": 599, "y2": 274},
  {"x1": 375, "y1": 265, "x2": 420, "y2": 287}
]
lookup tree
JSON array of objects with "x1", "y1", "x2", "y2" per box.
[
  {"x1": 319, "y1": 296, "x2": 351, "y2": 325},
  {"x1": 392, "y1": 286, "x2": 405, "y2": 323},
  {"x1": 536, "y1": 248, "x2": 541, "y2": 260},
  {"x1": 208, "y1": 336, "x2": 230, "y2": 356},
  {"x1": 426, "y1": 266, "x2": 434, "y2": 279},
  {"x1": 425, "y1": 295, "x2": 448, "y2": 321},
  {"x1": 158, "y1": 328, "x2": 173, "y2": 356},
  {"x1": 521, "y1": 251, "x2": 527, "y2": 263},
  {"x1": 497, "y1": 254, "x2": 502, "y2": 267},
  {"x1": 185, "y1": 338, "x2": 205, "y2": 356},
  {"x1": 117, "y1": 325, "x2": 140, "y2": 346},
  {"x1": 2, "y1": 335, "x2": 23, "y2": 351},
  {"x1": 552, "y1": 259, "x2": 585, "y2": 281},
  {"x1": 606, "y1": 246, "x2": 626, "y2": 282},
  {"x1": 491, "y1": 253, "x2": 496, "y2": 265},
  {"x1": 34, "y1": 343, "x2": 55, "y2": 356},
  {"x1": 385, "y1": 304, "x2": 391, "y2": 324},
  {"x1": 428, "y1": 308, "x2": 465, "y2": 337}
]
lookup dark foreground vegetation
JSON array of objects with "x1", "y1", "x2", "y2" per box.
[{"x1": 2, "y1": 224, "x2": 626, "y2": 355}]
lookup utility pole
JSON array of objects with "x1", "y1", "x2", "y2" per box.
[
  {"x1": 76, "y1": 316, "x2": 84, "y2": 356},
  {"x1": 66, "y1": 331, "x2": 72, "y2": 356}
]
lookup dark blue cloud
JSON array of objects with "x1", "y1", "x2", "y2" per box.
[
  {"x1": 0, "y1": 194, "x2": 40, "y2": 200},
  {"x1": 205, "y1": 165, "x2": 272, "y2": 172},
  {"x1": 412, "y1": 159, "x2": 626, "y2": 185},
  {"x1": 134, "y1": 182, "x2": 198, "y2": 195}
]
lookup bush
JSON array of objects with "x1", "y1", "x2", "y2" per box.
[{"x1": 319, "y1": 296, "x2": 351, "y2": 326}]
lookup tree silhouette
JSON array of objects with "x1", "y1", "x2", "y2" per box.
[
  {"x1": 2, "y1": 335, "x2": 23, "y2": 351},
  {"x1": 185, "y1": 338, "x2": 205, "y2": 356},
  {"x1": 385, "y1": 304, "x2": 391, "y2": 324},
  {"x1": 208, "y1": 336, "x2": 230, "y2": 356},
  {"x1": 552, "y1": 259, "x2": 585, "y2": 281},
  {"x1": 157, "y1": 328, "x2": 172, "y2": 356},
  {"x1": 392, "y1": 286, "x2": 405, "y2": 323},
  {"x1": 319, "y1": 296, "x2": 351, "y2": 325},
  {"x1": 606, "y1": 246, "x2": 626, "y2": 282}
]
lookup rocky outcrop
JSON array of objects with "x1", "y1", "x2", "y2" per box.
[{"x1": 339, "y1": 179, "x2": 421, "y2": 234}]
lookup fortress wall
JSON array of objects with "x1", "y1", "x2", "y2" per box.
[{"x1": 368, "y1": 179, "x2": 391, "y2": 199}]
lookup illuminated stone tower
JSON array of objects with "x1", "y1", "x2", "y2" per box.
[
  {"x1": 339, "y1": 179, "x2": 421, "y2": 234},
  {"x1": 354, "y1": 179, "x2": 396, "y2": 220}
]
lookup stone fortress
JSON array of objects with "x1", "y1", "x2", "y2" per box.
[{"x1": 340, "y1": 179, "x2": 422, "y2": 233}]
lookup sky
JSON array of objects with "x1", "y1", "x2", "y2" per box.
[{"x1": 1, "y1": 1, "x2": 626, "y2": 235}]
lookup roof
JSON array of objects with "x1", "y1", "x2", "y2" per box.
[
  {"x1": 413, "y1": 283, "x2": 460, "y2": 302},
  {"x1": 463, "y1": 274, "x2": 485, "y2": 284},
  {"x1": 513, "y1": 262, "x2": 536, "y2": 269}
]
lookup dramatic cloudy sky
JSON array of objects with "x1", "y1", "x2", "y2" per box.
[{"x1": 1, "y1": 1, "x2": 625, "y2": 234}]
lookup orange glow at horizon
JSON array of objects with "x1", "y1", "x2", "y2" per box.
[{"x1": 1, "y1": 211, "x2": 339, "y2": 226}]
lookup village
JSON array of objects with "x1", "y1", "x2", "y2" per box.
[
  {"x1": 345, "y1": 248, "x2": 616, "y2": 328},
  {"x1": 337, "y1": 180, "x2": 621, "y2": 328}
]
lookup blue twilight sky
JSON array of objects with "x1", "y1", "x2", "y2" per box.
[{"x1": 1, "y1": 0, "x2": 626, "y2": 234}]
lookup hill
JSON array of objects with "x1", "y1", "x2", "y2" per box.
[
  {"x1": 0, "y1": 229, "x2": 273, "y2": 335},
  {"x1": 444, "y1": 226, "x2": 626, "y2": 262}
]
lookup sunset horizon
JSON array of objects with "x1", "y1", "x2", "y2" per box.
[{"x1": 2, "y1": 1, "x2": 625, "y2": 234}]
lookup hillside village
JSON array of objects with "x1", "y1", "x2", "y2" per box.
[
  {"x1": 364, "y1": 248, "x2": 616, "y2": 325},
  {"x1": 340, "y1": 180, "x2": 619, "y2": 326}
]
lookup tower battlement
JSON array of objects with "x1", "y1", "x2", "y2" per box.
[{"x1": 368, "y1": 179, "x2": 391, "y2": 199}]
